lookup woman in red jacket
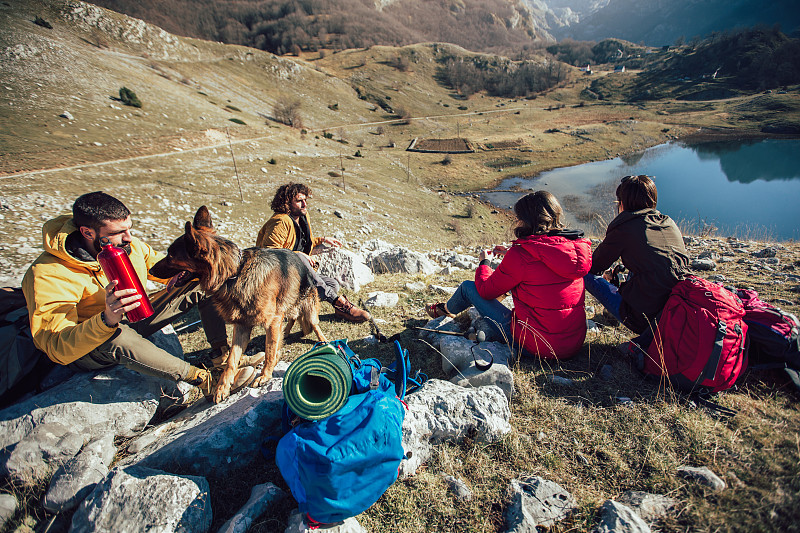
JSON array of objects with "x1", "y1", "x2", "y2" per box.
[{"x1": 427, "y1": 191, "x2": 592, "y2": 359}]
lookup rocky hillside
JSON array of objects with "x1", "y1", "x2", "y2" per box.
[{"x1": 88, "y1": 0, "x2": 549, "y2": 54}]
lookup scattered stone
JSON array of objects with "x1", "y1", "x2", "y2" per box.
[
  {"x1": 708, "y1": 274, "x2": 727, "y2": 282},
  {"x1": 677, "y1": 465, "x2": 726, "y2": 491},
  {"x1": 222, "y1": 200, "x2": 233, "y2": 206},
  {"x1": 450, "y1": 361, "x2": 514, "y2": 402},
  {"x1": 316, "y1": 247, "x2": 374, "y2": 292},
  {"x1": 592, "y1": 500, "x2": 651, "y2": 533},
  {"x1": 368, "y1": 247, "x2": 436, "y2": 275},
  {"x1": 505, "y1": 475, "x2": 577, "y2": 530},
  {"x1": 404, "y1": 281, "x2": 426, "y2": 292},
  {"x1": 70, "y1": 466, "x2": 212, "y2": 533},
  {"x1": 0, "y1": 493, "x2": 17, "y2": 530},
  {"x1": 43, "y1": 435, "x2": 116, "y2": 512},
  {"x1": 428, "y1": 284, "x2": 457, "y2": 295},
  {"x1": 285, "y1": 509, "x2": 366, "y2": 533},
  {"x1": 752, "y1": 247, "x2": 778, "y2": 258},
  {"x1": 261, "y1": 167, "x2": 268, "y2": 173},
  {"x1": 442, "y1": 474, "x2": 473, "y2": 501},
  {"x1": 549, "y1": 375, "x2": 575, "y2": 386},
  {"x1": 439, "y1": 265, "x2": 460, "y2": 276},
  {"x1": 726, "y1": 471, "x2": 746, "y2": 488},
  {"x1": 616, "y1": 490, "x2": 677, "y2": 522},
  {"x1": 587, "y1": 319, "x2": 600, "y2": 334},
  {"x1": 440, "y1": 337, "x2": 512, "y2": 374},
  {"x1": 218, "y1": 483, "x2": 286, "y2": 533},
  {"x1": 400, "y1": 380, "x2": 511, "y2": 478},
  {"x1": 59, "y1": 111, "x2": 74, "y2": 120},
  {"x1": 365, "y1": 291, "x2": 399, "y2": 308},
  {"x1": 697, "y1": 250, "x2": 718, "y2": 260},
  {"x1": 691, "y1": 258, "x2": 717, "y2": 271},
  {"x1": 334, "y1": 210, "x2": 344, "y2": 218}
]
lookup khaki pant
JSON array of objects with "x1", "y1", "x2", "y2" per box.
[{"x1": 71, "y1": 281, "x2": 226, "y2": 382}]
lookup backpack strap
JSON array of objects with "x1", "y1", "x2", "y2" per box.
[{"x1": 698, "y1": 319, "x2": 728, "y2": 383}]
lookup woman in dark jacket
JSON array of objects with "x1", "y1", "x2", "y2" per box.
[
  {"x1": 427, "y1": 191, "x2": 592, "y2": 360},
  {"x1": 585, "y1": 175, "x2": 689, "y2": 343}
]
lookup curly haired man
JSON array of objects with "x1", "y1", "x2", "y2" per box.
[{"x1": 256, "y1": 183, "x2": 369, "y2": 323}]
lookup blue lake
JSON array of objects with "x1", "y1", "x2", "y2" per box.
[{"x1": 482, "y1": 139, "x2": 800, "y2": 241}]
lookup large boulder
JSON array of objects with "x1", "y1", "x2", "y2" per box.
[
  {"x1": 43, "y1": 435, "x2": 117, "y2": 512},
  {"x1": 367, "y1": 247, "x2": 436, "y2": 275},
  {"x1": 218, "y1": 483, "x2": 286, "y2": 533},
  {"x1": 0, "y1": 365, "x2": 181, "y2": 484},
  {"x1": 400, "y1": 380, "x2": 511, "y2": 478},
  {"x1": 316, "y1": 247, "x2": 374, "y2": 292},
  {"x1": 69, "y1": 465, "x2": 212, "y2": 533},
  {"x1": 118, "y1": 366, "x2": 287, "y2": 476}
]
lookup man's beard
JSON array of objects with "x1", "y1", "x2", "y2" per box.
[{"x1": 94, "y1": 238, "x2": 132, "y2": 255}]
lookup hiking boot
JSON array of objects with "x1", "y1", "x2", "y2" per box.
[
  {"x1": 425, "y1": 302, "x2": 454, "y2": 319},
  {"x1": 332, "y1": 295, "x2": 370, "y2": 323},
  {"x1": 208, "y1": 350, "x2": 266, "y2": 372},
  {"x1": 185, "y1": 365, "x2": 257, "y2": 400}
]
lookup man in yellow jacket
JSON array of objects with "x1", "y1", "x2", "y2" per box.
[
  {"x1": 22, "y1": 191, "x2": 255, "y2": 398},
  {"x1": 256, "y1": 182, "x2": 369, "y2": 323}
]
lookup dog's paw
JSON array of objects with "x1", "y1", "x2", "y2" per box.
[
  {"x1": 251, "y1": 373, "x2": 273, "y2": 388},
  {"x1": 212, "y1": 386, "x2": 230, "y2": 404}
]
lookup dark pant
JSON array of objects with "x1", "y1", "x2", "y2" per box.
[
  {"x1": 71, "y1": 280, "x2": 227, "y2": 382},
  {"x1": 446, "y1": 280, "x2": 512, "y2": 342},
  {"x1": 297, "y1": 253, "x2": 340, "y2": 304}
]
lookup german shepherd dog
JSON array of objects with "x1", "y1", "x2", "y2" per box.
[{"x1": 151, "y1": 206, "x2": 327, "y2": 403}]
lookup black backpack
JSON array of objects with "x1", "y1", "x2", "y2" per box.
[{"x1": 0, "y1": 287, "x2": 54, "y2": 408}]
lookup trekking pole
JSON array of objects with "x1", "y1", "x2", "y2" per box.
[
  {"x1": 174, "y1": 320, "x2": 201, "y2": 333},
  {"x1": 360, "y1": 299, "x2": 388, "y2": 343},
  {"x1": 226, "y1": 127, "x2": 245, "y2": 202},
  {"x1": 414, "y1": 327, "x2": 485, "y2": 342}
]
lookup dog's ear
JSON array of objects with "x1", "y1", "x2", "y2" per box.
[
  {"x1": 184, "y1": 220, "x2": 211, "y2": 258},
  {"x1": 184, "y1": 221, "x2": 198, "y2": 254},
  {"x1": 193, "y1": 206, "x2": 214, "y2": 232}
]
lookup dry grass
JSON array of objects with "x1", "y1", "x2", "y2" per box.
[{"x1": 2, "y1": 2, "x2": 800, "y2": 531}]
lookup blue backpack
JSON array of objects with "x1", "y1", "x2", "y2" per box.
[{"x1": 275, "y1": 339, "x2": 423, "y2": 525}]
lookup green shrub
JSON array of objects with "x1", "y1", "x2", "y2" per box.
[
  {"x1": 119, "y1": 87, "x2": 142, "y2": 108},
  {"x1": 354, "y1": 150, "x2": 362, "y2": 157},
  {"x1": 268, "y1": 158, "x2": 277, "y2": 164},
  {"x1": 225, "y1": 105, "x2": 241, "y2": 112},
  {"x1": 229, "y1": 118, "x2": 246, "y2": 125},
  {"x1": 323, "y1": 132, "x2": 334, "y2": 139}
]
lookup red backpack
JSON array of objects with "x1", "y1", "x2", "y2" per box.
[{"x1": 645, "y1": 276, "x2": 748, "y2": 393}]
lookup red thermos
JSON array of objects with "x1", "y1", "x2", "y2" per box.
[{"x1": 96, "y1": 237, "x2": 154, "y2": 322}]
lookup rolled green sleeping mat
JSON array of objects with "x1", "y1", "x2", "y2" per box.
[{"x1": 283, "y1": 343, "x2": 353, "y2": 420}]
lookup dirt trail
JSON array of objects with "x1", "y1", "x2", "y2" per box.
[{"x1": 1, "y1": 107, "x2": 531, "y2": 180}]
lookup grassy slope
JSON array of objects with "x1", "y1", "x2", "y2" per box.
[{"x1": 2, "y1": 1, "x2": 800, "y2": 532}]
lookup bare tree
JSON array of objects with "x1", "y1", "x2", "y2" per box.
[{"x1": 273, "y1": 95, "x2": 303, "y2": 128}]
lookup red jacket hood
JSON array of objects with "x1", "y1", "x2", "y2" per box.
[{"x1": 511, "y1": 234, "x2": 592, "y2": 281}]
